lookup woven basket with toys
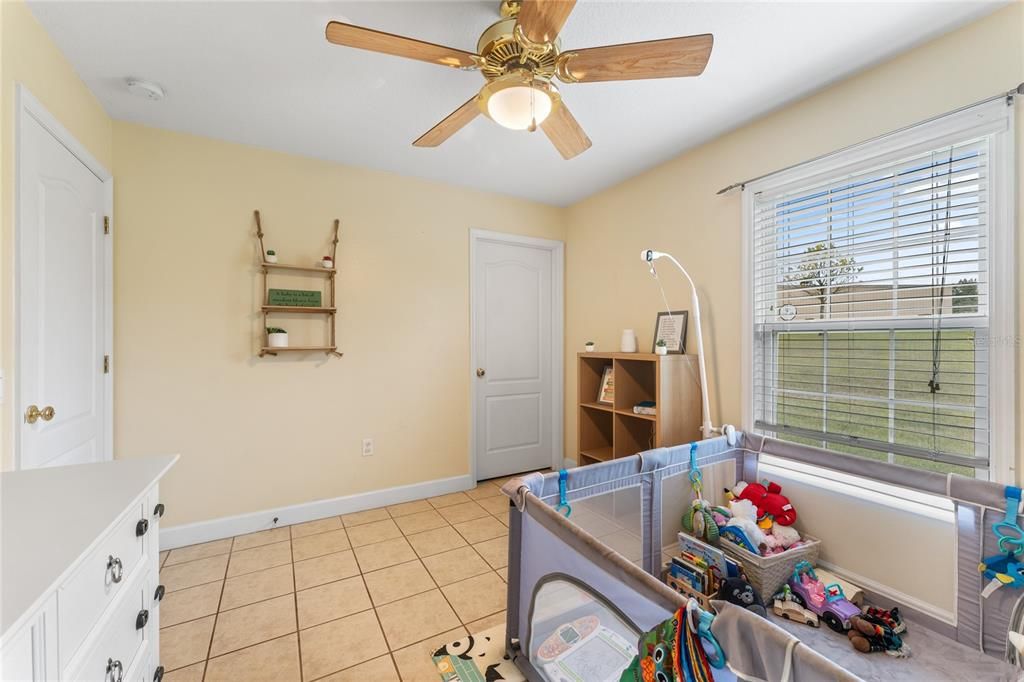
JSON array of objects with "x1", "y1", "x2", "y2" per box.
[{"x1": 715, "y1": 480, "x2": 821, "y2": 598}]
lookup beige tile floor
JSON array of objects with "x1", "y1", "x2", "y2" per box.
[{"x1": 158, "y1": 477, "x2": 524, "y2": 682}]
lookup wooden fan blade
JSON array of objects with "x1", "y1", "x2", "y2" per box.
[
  {"x1": 413, "y1": 96, "x2": 481, "y2": 147},
  {"x1": 541, "y1": 102, "x2": 591, "y2": 160},
  {"x1": 516, "y1": 0, "x2": 577, "y2": 45},
  {"x1": 558, "y1": 34, "x2": 713, "y2": 83},
  {"x1": 325, "y1": 21, "x2": 478, "y2": 69}
]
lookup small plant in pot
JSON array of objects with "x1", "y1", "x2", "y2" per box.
[
  {"x1": 655, "y1": 339, "x2": 668, "y2": 355},
  {"x1": 584, "y1": 341, "x2": 596, "y2": 352},
  {"x1": 265, "y1": 249, "x2": 278, "y2": 264},
  {"x1": 266, "y1": 327, "x2": 289, "y2": 348}
]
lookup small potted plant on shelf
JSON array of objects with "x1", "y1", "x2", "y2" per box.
[
  {"x1": 321, "y1": 255, "x2": 334, "y2": 269},
  {"x1": 265, "y1": 249, "x2": 278, "y2": 264},
  {"x1": 585, "y1": 341, "x2": 596, "y2": 352},
  {"x1": 266, "y1": 327, "x2": 289, "y2": 348},
  {"x1": 655, "y1": 339, "x2": 668, "y2": 356}
]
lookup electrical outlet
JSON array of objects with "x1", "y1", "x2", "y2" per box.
[{"x1": 362, "y1": 438, "x2": 374, "y2": 457}]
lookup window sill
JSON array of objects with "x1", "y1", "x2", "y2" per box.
[{"x1": 759, "y1": 454, "x2": 955, "y2": 523}]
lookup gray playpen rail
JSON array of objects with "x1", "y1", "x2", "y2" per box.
[{"x1": 502, "y1": 432, "x2": 1024, "y2": 679}]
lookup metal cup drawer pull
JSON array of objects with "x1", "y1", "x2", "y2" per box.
[
  {"x1": 153, "y1": 666, "x2": 165, "y2": 682},
  {"x1": 153, "y1": 503, "x2": 165, "y2": 518},
  {"x1": 106, "y1": 555, "x2": 124, "y2": 583},
  {"x1": 136, "y1": 518, "x2": 149, "y2": 536},
  {"x1": 106, "y1": 658, "x2": 124, "y2": 682},
  {"x1": 136, "y1": 608, "x2": 149, "y2": 630}
]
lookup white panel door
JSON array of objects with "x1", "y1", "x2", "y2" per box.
[
  {"x1": 473, "y1": 236, "x2": 555, "y2": 480},
  {"x1": 18, "y1": 112, "x2": 108, "y2": 469}
]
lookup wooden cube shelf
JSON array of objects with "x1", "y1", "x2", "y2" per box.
[{"x1": 576, "y1": 352, "x2": 701, "y2": 465}]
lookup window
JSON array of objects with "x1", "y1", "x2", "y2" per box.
[{"x1": 745, "y1": 99, "x2": 1015, "y2": 481}]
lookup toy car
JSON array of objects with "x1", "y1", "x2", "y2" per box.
[
  {"x1": 773, "y1": 597, "x2": 819, "y2": 627},
  {"x1": 787, "y1": 561, "x2": 861, "y2": 633}
]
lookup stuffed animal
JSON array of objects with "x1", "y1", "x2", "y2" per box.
[
  {"x1": 726, "y1": 498, "x2": 768, "y2": 551},
  {"x1": 771, "y1": 524, "x2": 801, "y2": 548},
  {"x1": 716, "y1": 577, "x2": 766, "y2": 617},
  {"x1": 729, "y1": 481, "x2": 798, "y2": 526}
]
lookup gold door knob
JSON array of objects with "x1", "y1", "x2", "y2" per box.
[
  {"x1": 25, "y1": 405, "x2": 55, "y2": 424},
  {"x1": 476, "y1": 368, "x2": 486, "y2": 377}
]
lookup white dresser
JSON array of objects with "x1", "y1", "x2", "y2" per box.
[{"x1": 1, "y1": 456, "x2": 177, "y2": 682}]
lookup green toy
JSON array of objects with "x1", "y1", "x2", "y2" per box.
[{"x1": 681, "y1": 443, "x2": 719, "y2": 542}]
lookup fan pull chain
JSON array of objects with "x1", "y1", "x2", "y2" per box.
[{"x1": 528, "y1": 75, "x2": 538, "y2": 132}]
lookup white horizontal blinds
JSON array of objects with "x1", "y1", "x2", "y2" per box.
[
  {"x1": 752, "y1": 134, "x2": 992, "y2": 473},
  {"x1": 754, "y1": 138, "x2": 988, "y2": 324}
]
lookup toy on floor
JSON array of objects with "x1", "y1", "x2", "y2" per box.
[
  {"x1": 536, "y1": 615, "x2": 599, "y2": 661},
  {"x1": 716, "y1": 577, "x2": 766, "y2": 618},
  {"x1": 847, "y1": 615, "x2": 911, "y2": 657},
  {"x1": 681, "y1": 443, "x2": 719, "y2": 543},
  {"x1": 863, "y1": 606, "x2": 906, "y2": 634},
  {"x1": 542, "y1": 623, "x2": 636, "y2": 682},
  {"x1": 787, "y1": 561, "x2": 861, "y2": 633},
  {"x1": 727, "y1": 480, "x2": 797, "y2": 526},
  {"x1": 814, "y1": 568, "x2": 864, "y2": 606},
  {"x1": 980, "y1": 486, "x2": 1024, "y2": 598},
  {"x1": 771, "y1": 585, "x2": 819, "y2": 627}
]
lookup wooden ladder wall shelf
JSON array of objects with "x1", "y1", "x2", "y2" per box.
[{"x1": 254, "y1": 209, "x2": 343, "y2": 358}]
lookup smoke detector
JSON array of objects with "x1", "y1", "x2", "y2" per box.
[{"x1": 126, "y1": 78, "x2": 165, "y2": 101}]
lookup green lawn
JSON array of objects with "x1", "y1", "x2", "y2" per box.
[{"x1": 774, "y1": 329, "x2": 979, "y2": 477}]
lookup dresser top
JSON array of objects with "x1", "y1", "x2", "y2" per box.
[{"x1": 1, "y1": 455, "x2": 177, "y2": 637}]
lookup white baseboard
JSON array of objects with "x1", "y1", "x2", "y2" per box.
[
  {"x1": 160, "y1": 473, "x2": 474, "y2": 549},
  {"x1": 818, "y1": 559, "x2": 956, "y2": 626}
]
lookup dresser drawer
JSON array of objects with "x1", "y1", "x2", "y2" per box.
[
  {"x1": 64, "y1": 572, "x2": 149, "y2": 682},
  {"x1": 59, "y1": 500, "x2": 149, "y2": 667}
]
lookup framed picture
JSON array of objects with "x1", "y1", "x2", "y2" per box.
[
  {"x1": 652, "y1": 311, "x2": 688, "y2": 354},
  {"x1": 597, "y1": 366, "x2": 615, "y2": 404}
]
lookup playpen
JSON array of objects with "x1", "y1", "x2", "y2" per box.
[{"x1": 501, "y1": 433, "x2": 1023, "y2": 681}]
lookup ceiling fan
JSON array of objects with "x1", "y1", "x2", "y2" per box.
[{"x1": 325, "y1": 0, "x2": 713, "y2": 159}]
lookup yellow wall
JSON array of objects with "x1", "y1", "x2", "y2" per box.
[
  {"x1": 0, "y1": 0, "x2": 114, "y2": 470},
  {"x1": 565, "y1": 3, "x2": 1023, "y2": 612},
  {"x1": 112, "y1": 122, "x2": 565, "y2": 526}
]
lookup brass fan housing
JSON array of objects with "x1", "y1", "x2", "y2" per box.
[{"x1": 476, "y1": 18, "x2": 560, "y2": 82}]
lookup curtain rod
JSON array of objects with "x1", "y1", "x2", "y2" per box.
[{"x1": 716, "y1": 82, "x2": 1024, "y2": 196}]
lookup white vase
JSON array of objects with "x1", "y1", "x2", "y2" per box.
[
  {"x1": 655, "y1": 345, "x2": 668, "y2": 356},
  {"x1": 620, "y1": 329, "x2": 637, "y2": 353},
  {"x1": 265, "y1": 253, "x2": 278, "y2": 263},
  {"x1": 585, "y1": 344, "x2": 595, "y2": 352},
  {"x1": 267, "y1": 332, "x2": 289, "y2": 348}
]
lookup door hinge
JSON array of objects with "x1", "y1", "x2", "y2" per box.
[
  {"x1": 103, "y1": 216, "x2": 110, "y2": 235},
  {"x1": 103, "y1": 355, "x2": 110, "y2": 374}
]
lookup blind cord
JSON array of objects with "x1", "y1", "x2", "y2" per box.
[{"x1": 929, "y1": 148, "x2": 955, "y2": 396}]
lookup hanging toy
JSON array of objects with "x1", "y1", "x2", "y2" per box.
[
  {"x1": 681, "y1": 443, "x2": 719, "y2": 543},
  {"x1": 980, "y1": 486, "x2": 1024, "y2": 598}
]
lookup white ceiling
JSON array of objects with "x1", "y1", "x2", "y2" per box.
[{"x1": 29, "y1": 0, "x2": 1003, "y2": 206}]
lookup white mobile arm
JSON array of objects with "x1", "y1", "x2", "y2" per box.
[{"x1": 641, "y1": 249, "x2": 734, "y2": 444}]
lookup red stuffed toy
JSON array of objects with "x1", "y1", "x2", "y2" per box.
[{"x1": 731, "y1": 481, "x2": 797, "y2": 526}]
